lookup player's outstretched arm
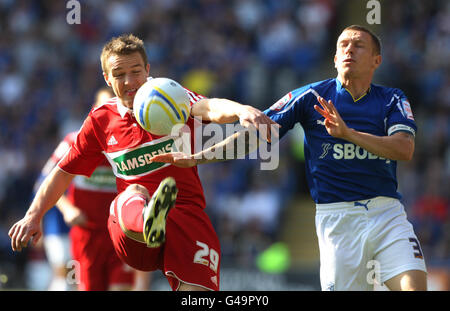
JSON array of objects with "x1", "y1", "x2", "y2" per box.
[
  {"x1": 314, "y1": 96, "x2": 415, "y2": 161},
  {"x1": 8, "y1": 167, "x2": 75, "y2": 251},
  {"x1": 151, "y1": 129, "x2": 262, "y2": 167},
  {"x1": 191, "y1": 98, "x2": 280, "y2": 142}
]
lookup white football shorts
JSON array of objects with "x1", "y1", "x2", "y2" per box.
[
  {"x1": 43, "y1": 234, "x2": 71, "y2": 267},
  {"x1": 315, "y1": 196, "x2": 427, "y2": 291}
]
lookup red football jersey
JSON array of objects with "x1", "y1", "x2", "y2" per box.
[
  {"x1": 53, "y1": 132, "x2": 117, "y2": 230},
  {"x1": 58, "y1": 89, "x2": 207, "y2": 210}
]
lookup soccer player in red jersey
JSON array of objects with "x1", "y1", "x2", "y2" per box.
[
  {"x1": 39, "y1": 87, "x2": 151, "y2": 291},
  {"x1": 9, "y1": 34, "x2": 277, "y2": 291}
]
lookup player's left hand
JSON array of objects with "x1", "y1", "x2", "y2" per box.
[
  {"x1": 314, "y1": 96, "x2": 351, "y2": 139},
  {"x1": 238, "y1": 105, "x2": 280, "y2": 142},
  {"x1": 150, "y1": 152, "x2": 197, "y2": 168}
]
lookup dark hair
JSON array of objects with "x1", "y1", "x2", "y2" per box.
[
  {"x1": 100, "y1": 34, "x2": 148, "y2": 73},
  {"x1": 342, "y1": 25, "x2": 381, "y2": 55}
]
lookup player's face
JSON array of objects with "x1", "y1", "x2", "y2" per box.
[
  {"x1": 103, "y1": 52, "x2": 150, "y2": 108},
  {"x1": 334, "y1": 30, "x2": 381, "y2": 79}
]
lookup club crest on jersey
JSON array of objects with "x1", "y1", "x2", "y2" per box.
[{"x1": 270, "y1": 92, "x2": 292, "y2": 111}]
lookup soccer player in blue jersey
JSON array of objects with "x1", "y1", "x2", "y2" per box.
[
  {"x1": 262, "y1": 25, "x2": 427, "y2": 291},
  {"x1": 152, "y1": 25, "x2": 427, "y2": 291}
]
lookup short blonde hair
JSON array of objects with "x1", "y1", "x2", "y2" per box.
[{"x1": 100, "y1": 34, "x2": 148, "y2": 74}]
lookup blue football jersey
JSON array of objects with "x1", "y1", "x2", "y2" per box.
[{"x1": 264, "y1": 78, "x2": 417, "y2": 204}]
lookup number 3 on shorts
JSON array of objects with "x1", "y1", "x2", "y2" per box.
[
  {"x1": 193, "y1": 241, "x2": 219, "y2": 273},
  {"x1": 409, "y1": 237, "x2": 424, "y2": 259}
]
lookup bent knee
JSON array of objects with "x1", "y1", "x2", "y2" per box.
[{"x1": 125, "y1": 184, "x2": 149, "y2": 198}]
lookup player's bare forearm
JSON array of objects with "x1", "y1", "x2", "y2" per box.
[
  {"x1": 55, "y1": 195, "x2": 73, "y2": 214},
  {"x1": 191, "y1": 98, "x2": 242, "y2": 123},
  {"x1": 27, "y1": 167, "x2": 75, "y2": 219},
  {"x1": 193, "y1": 130, "x2": 260, "y2": 165},
  {"x1": 191, "y1": 98, "x2": 280, "y2": 143},
  {"x1": 151, "y1": 129, "x2": 261, "y2": 167},
  {"x1": 345, "y1": 130, "x2": 415, "y2": 161}
]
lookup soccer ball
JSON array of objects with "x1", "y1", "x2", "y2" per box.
[{"x1": 133, "y1": 77, "x2": 191, "y2": 136}]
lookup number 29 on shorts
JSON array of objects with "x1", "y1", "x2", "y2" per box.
[{"x1": 193, "y1": 240, "x2": 219, "y2": 273}]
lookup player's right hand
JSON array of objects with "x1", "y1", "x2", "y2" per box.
[
  {"x1": 238, "y1": 105, "x2": 281, "y2": 143},
  {"x1": 8, "y1": 215, "x2": 42, "y2": 252},
  {"x1": 314, "y1": 96, "x2": 350, "y2": 139}
]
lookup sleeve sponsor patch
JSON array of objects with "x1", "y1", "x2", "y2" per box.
[{"x1": 270, "y1": 92, "x2": 292, "y2": 111}]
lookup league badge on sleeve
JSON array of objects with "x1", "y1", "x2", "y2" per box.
[
  {"x1": 401, "y1": 99, "x2": 414, "y2": 120},
  {"x1": 398, "y1": 99, "x2": 415, "y2": 120},
  {"x1": 270, "y1": 92, "x2": 292, "y2": 111}
]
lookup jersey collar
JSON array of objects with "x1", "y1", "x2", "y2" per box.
[
  {"x1": 117, "y1": 100, "x2": 132, "y2": 118},
  {"x1": 335, "y1": 78, "x2": 371, "y2": 102}
]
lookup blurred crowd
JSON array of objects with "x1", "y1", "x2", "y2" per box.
[{"x1": 0, "y1": 0, "x2": 448, "y2": 289}]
